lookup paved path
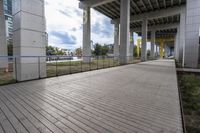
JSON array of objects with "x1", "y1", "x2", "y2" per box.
[{"x1": 0, "y1": 60, "x2": 183, "y2": 133}]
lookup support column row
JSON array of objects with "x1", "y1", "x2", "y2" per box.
[{"x1": 82, "y1": 0, "x2": 152, "y2": 64}]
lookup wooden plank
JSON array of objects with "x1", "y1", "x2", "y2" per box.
[
  {"x1": 0, "y1": 124, "x2": 4, "y2": 133},
  {"x1": 3, "y1": 87, "x2": 88, "y2": 133},
  {"x1": 0, "y1": 92, "x2": 40, "y2": 133},
  {"x1": 11, "y1": 87, "x2": 121, "y2": 133},
  {"x1": 0, "y1": 89, "x2": 64, "y2": 133},
  {"x1": 0, "y1": 109, "x2": 16, "y2": 133},
  {"x1": 0, "y1": 99, "x2": 28, "y2": 133},
  {"x1": 0, "y1": 89, "x2": 52, "y2": 133}
]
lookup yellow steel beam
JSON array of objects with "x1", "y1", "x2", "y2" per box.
[
  {"x1": 137, "y1": 39, "x2": 141, "y2": 57},
  {"x1": 147, "y1": 38, "x2": 175, "y2": 42},
  {"x1": 159, "y1": 39, "x2": 164, "y2": 58},
  {"x1": 137, "y1": 37, "x2": 173, "y2": 58}
]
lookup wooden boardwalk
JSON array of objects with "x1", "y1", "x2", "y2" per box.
[{"x1": 0, "y1": 60, "x2": 183, "y2": 133}]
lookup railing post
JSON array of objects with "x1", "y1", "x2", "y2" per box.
[
  {"x1": 109, "y1": 56, "x2": 111, "y2": 68},
  {"x1": 118, "y1": 56, "x2": 119, "y2": 66},
  {"x1": 81, "y1": 57, "x2": 83, "y2": 72},
  {"x1": 38, "y1": 56, "x2": 40, "y2": 79},
  {"x1": 70, "y1": 57, "x2": 72, "y2": 74},
  {"x1": 66, "y1": 56, "x2": 68, "y2": 74},
  {"x1": 89, "y1": 56, "x2": 91, "y2": 71},
  {"x1": 113, "y1": 56, "x2": 114, "y2": 67},
  {"x1": 103, "y1": 56, "x2": 104, "y2": 68},
  {"x1": 97, "y1": 56, "x2": 99, "y2": 70},
  {"x1": 15, "y1": 57, "x2": 17, "y2": 82},
  {"x1": 56, "y1": 56, "x2": 58, "y2": 76}
]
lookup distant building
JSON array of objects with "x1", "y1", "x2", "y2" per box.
[{"x1": 3, "y1": 0, "x2": 13, "y2": 44}]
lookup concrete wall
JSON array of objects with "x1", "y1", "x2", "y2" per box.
[
  {"x1": 13, "y1": 0, "x2": 46, "y2": 81},
  {"x1": 185, "y1": 0, "x2": 200, "y2": 68},
  {"x1": 0, "y1": 0, "x2": 8, "y2": 69}
]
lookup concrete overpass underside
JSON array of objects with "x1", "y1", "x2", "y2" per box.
[{"x1": 80, "y1": 0, "x2": 200, "y2": 68}]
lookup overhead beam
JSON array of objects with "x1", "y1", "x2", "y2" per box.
[
  {"x1": 140, "y1": 0, "x2": 147, "y2": 11},
  {"x1": 131, "y1": 23, "x2": 179, "y2": 32},
  {"x1": 131, "y1": 0, "x2": 142, "y2": 13},
  {"x1": 163, "y1": 0, "x2": 166, "y2": 8},
  {"x1": 112, "y1": 5, "x2": 185, "y2": 23},
  {"x1": 79, "y1": 0, "x2": 116, "y2": 8},
  {"x1": 156, "y1": 0, "x2": 160, "y2": 9},
  {"x1": 171, "y1": 0, "x2": 173, "y2": 7},
  {"x1": 179, "y1": 0, "x2": 181, "y2": 5},
  {"x1": 147, "y1": 0, "x2": 153, "y2": 10}
]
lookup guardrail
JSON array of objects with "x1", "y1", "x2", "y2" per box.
[{"x1": 0, "y1": 56, "x2": 141, "y2": 86}]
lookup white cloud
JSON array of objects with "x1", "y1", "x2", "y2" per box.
[{"x1": 45, "y1": 0, "x2": 114, "y2": 50}]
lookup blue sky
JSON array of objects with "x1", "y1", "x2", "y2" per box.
[{"x1": 45, "y1": 0, "x2": 144, "y2": 50}]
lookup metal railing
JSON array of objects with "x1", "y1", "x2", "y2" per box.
[{"x1": 0, "y1": 56, "x2": 141, "y2": 86}]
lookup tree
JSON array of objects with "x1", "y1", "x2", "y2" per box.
[
  {"x1": 75, "y1": 47, "x2": 82, "y2": 57},
  {"x1": 93, "y1": 43, "x2": 101, "y2": 56},
  {"x1": 46, "y1": 46, "x2": 55, "y2": 55},
  {"x1": 46, "y1": 46, "x2": 65, "y2": 55},
  {"x1": 93, "y1": 43, "x2": 109, "y2": 56}
]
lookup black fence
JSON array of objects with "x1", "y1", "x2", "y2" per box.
[{"x1": 0, "y1": 56, "x2": 141, "y2": 86}]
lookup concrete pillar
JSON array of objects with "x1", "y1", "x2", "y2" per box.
[
  {"x1": 0, "y1": 0, "x2": 8, "y2": 69},
  {"x1": 82, "y1": 7, "x2": 91, "y2": 62},
  {"x1": 179, "y1": 12, "x2": 186, "y2": 65},
  {"x1": 175, "y1": 28, "x2": 180, "y2": 61},
  {"x1": 155, "y1": 44, "x2": 158, "y2": 57},
  {"x1": 114, "y1": 22, "x2": 119, "y2": 59},
  {"x1": 150, "y1": 30, "x2": 155, "y2": 59},
  {"x1": 184, "y1": 0, "x2": 200, "y2": 68},
  {"x1": 13, "y1": 0, "x2": 46, "y2": 81},
  {"x1": 119, "y1": 0, "x2": 130, "y2": 64},
  {"x1": 157, "y1": 44, "x2": 160, "y2": 56},
  {"x1": 129, "y1": 32, "x2": 134, "y2": 60},
  {"x1": 141, "y1": 18, "x2": 147, "y2": 61}
]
